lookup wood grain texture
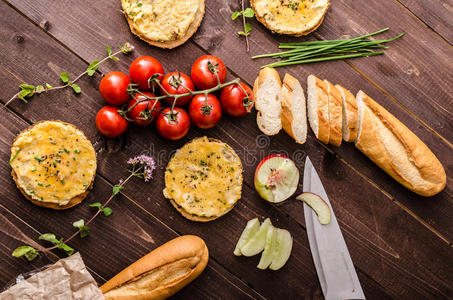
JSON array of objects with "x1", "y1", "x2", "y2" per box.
[{"x1": 396, "y1": 0, "x2": 453, "y2": 45}]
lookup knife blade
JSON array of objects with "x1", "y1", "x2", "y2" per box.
[{"x1": 303, "y1": 156, "x2": 365, "y2": 300}]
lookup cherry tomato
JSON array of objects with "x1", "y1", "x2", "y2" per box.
[
  {"x1": 156, "y1": 107, "x2": 190, "y2": 140},
  {"x1": 99, "y1": 71, "x2": 130, "y2": 106},
  {"x1": 129, "y1": 56, "x2": 164, "y2": 91},
  {"x1": 188, "y1": 94, "x2": 222, "y2": 129},
  {"x1": 191, "y1": 55, "x2": 226, "y2": 90},
  {"x1": 127, "y1": 92, "x2": 161, "y2": 126},
  {"x1": 160, "y1": 72, "x2": 195, "y2": 107},
  {"x1": 96, "y1": 106, "x2": 129, "y2": 138},
  {"x1": 220, "y1": 82, "x2": 254, "y2": 117}
]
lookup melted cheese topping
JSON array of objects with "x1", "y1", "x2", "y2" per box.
[
  {"x1": 10, "y1": 121, "x2": 97, "y2": 206},
  {"x1": 122, "y1": 0, "x2": 200, "y2": 42},
  {"x1": 164, "y1": 137, "x2": 243, "y2": 218},
  {"x1": 253, "y1": 0, "x2": 329, "y2": 34}
]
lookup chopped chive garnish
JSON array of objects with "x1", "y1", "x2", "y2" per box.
[{"x1": 9, "y1": 148, "x2": 21, "y2": 164}]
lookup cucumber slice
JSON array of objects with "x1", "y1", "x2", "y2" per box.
[
  {"x1": 269, "y1": 228, "x2": 293, "y2": 271},
  {"x1": 240, "y1": 218, "x2": 272, "y2": 257},
  {"x1": 257, "y1": 225, "x2": 276, "y2": 269},
  {"x1": 234, "y1": 218, "x2": 260, "y2": 256}
]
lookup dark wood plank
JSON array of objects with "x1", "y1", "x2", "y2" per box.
[{"x1": 396, "y1": 0, "x2": 453, "y2": 45}]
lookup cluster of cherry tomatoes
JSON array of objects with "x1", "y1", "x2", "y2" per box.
[{"x1": 95, "y1": 55, "x2": 254, "y2": 140}]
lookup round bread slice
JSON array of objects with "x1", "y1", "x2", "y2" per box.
[
  {"x1": 10, "y1": 121, "x2": 97, "y2": 210},
  {"x1": 121, "y1": 0, "x2": 205, "y2": 49},
  {"x1": 251, "y1": 0, "x2": 330, "y2": 36},
  {"x1": 163, "y1": 137, "x2": 243, "y2": 222}
]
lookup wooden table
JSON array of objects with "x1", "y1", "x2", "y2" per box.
[{"x1": 1, "y1": 0, "x2": 452, "y2": 299}]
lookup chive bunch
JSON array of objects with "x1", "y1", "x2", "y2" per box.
[{"x1": 252, "y1": 28, "x2": 404, "y2": 68}]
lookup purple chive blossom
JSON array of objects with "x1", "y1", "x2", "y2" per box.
[{"x1": 127, "y1": 154, "x2": 156, "y2": 182}]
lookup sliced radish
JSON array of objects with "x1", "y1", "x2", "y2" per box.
[
  {"x1": 240, "y1": 218, "x2": 272, "y2": 257},
  {"x1": 254, "y1": 154, "x2": 299, "y2": 203},
  {"x1": 269, "y1": 228, "x2": 293, "y2": 271},
  {"x1": 234, "y1": 218, "x2": 260, "y2": 256},
  {"x1": 296, "y1": 192, "x2": 331, "y2": 225},
  {"x1": 257, "y1": 225, "x2": 276, "y2": 269}
]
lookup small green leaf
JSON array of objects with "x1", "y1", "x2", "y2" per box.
[
  {"x1": 245, "y1": 22, "x2": 252, "y2": 33},
  {"x1": 79, "y1": 226, "x2": 90, "y2": 238},
  {"x1": 12, "y1": 246, "x2": 35, "y2": 258},
  {"x1": 107, "y1": 45, "x2": 112, "y2": 56},
  {"x1": 71, "y1": 84, "x2": 81, "y2": 94},
  {"x1": 112, "y1": 185, "x2": 124, "y2": 195},
  {"x1": 87, "y1": 60, "x2": 100, "y2": 76},
  {"x1": 58, "y1": 243, "x2": 74, "y2": 256},
  {"x1": 89, "y1": 202, "x2": 102, "y2": 209},
  {"x1": 103, "y1": 207, "x2": 113, "y2": 216},
  {"x1": 19, "y1": 84, "x2": 35, "y2": 91},
  {"x1": 110, "y1": 56, "x2": 120, "y2": 62},
  {"x1": 35, "y1": 85, "x2": 45, "y2": 94},
  {"x1": 238, "y1": 31, "x2": 246, "y2": 36},
  {"x1": 243, "y1": 8, "x2": 255, "y2": 18},
  {"x1": 60, "y1": 72, "x2": 70, "y2": 83},
  {"x1": 231, "y1": 11, "x2": 241, "y2": 20},
  {"x1": 39, "y1": 233, "x2": 59, "y2": 244},
  {"x1": 24, "y1": 248, "x2": 39, "y2": 261},
  {"x1": 46, "y1": 83, "x2": 53, "y2": 89},
  {"x1": 73, "y1": 219, "x2": 85, "y2": 228}
]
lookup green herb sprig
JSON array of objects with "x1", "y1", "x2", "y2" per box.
[
  {"x1": 252, "y1": 28, "x2": 404, "y2": 68},
  {"x1": 11, "y1": 154, "x2": 155, "y2": 261},
  {"x1": 232, "y1": 1, "x2": 255, "y2": 52},
  {"x1": 5, "y1": 43, "x2": 134, "y2": 106}
]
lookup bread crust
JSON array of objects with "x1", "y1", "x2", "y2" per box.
[
  {"x1": 121, "y1": 0, "x2": 205, "y2": 49},
  {"x1": 100, "y1": 235, "x2": 209, "y2": 300},
  {"x1": 10, "y1": 120, "x2": 96, "y2": 210},
  {"x1": 164, "y1": 137, "x2": 243, "y2": 222},
  {"x1": 336, "y1": 84, "x2": 358, "y2": 142},
  {"x1": 250, "y1": 0, "x2": 329, "y2": 36},
  {"x1": 281, "y1": 74, "x2": 306, "y2": 144},
  {"x1": 325, "y1": 80, "x2": 342, "y2": 147},
  {"x1": 308, "y1": 75, "x2": 330, "y2": 144},
  {"x1": 355, "y1": 91, "x2": 446, "y2": 197}
]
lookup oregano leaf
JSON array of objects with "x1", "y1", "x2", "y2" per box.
[
  {"x1": 112, "y1": 185, "x2": 124, "y2": 195},
  {"x1": 12, "y1": 246, "x2": 38, "y2": 262},
  {"x1": 73, "y1": 219, "x2": 85, "y2": 228},
  {"x1": 60, "y1": 72, "x2": 70, "y2": 83},
  {"x1": 35, "y1": 85, "x2": 45, "y2": 94},
  {"x1": 71, "y1": 84, "x2": 81, "y2": 94},
  {"x1": 24, "y1": 248, "x2": 39, "y2": 261},
  {"x1": 103, "y1": 207, "x2": 113, "y2": 216},
  {"x1": 58, "y1": 243, "x2": 74, "y2": 256},
  {"x1": 244, "y1": 8, "x2": 255, "y2": 18},
  {"x1": 231, "y1": 11, "x2": 241, "y2": 20},
  {"x1": 39, "y1": 233, "x2": 59, "y2": 244},
  {"x1": 45, "y1": 83, "x2": 53, "y2": 89},
  {"x1": 89, "y1": 202, "x2": 102, "y2": 209},
  {"x1": 87, "y1": 60, "x2": 100, "y2": 76},
  {"x1": 245, "y1": 22, "x2": 252, "y2": 33},
  {"x1": 110, "y1": 56, "x2": 120, "y2": 62},
  {"x1": 107, "y1": 45, "x2": 112, "y2": 56}
]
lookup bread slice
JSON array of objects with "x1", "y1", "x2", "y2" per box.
[
  {"x1": 324, "y1": 80, "x2": 342, "y2": 146},
  {"x1": 355, "y1": 91, "x2": 446, "y2": 196},
  {"x1": 121, "y1": 0, "x2": 205, "y2": 49},
  {"x1": 101, "y1": 235, "x2": 209, "y2": 299},
  {"x1": 336, "y1": 84, "x2": 358, "y2": 142},
  {"x1": 281, "y1": 74, "x2": 307, "y2": 144},
  {"x1": 306, "y1": 75, "x2": 330, "y2": 144},
  {"x1": 250, "y1": 0, "x2": 330, "y2": 36},
  {"x1": 254, "y1": 68, "x2": 283, "y2": 135}
]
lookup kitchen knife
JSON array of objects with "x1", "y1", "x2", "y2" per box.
[{"x1": 303, "y1": 156, "x2": 365, "y2": 300}]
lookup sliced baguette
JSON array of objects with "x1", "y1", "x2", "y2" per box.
[
  {"x1": 324, "y1": 80, "x2": 342, "y2": 146},
  {"x1": 254, "y1": 68, "x2": 282, "y2": 135},
  {"x1": 307, "y1": 75, "x2": 330, "y2": 144},
  {"x1": 336, "y1": 84, "x2": 358, "y2": 142},
  {"x1": 281, "y1": 74, "x2": 307, "y2": 144},
  {"x1": 355, "y1": 91, "x2": 446, "y2": 197}
]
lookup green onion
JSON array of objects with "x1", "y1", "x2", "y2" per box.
[{"x1": 252, "y1": 28, "x2": 404, "y2": 68}]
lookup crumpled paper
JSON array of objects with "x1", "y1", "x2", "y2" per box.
[{"x1": 0, "y1": 252, "x2": 104, "y2": 300}]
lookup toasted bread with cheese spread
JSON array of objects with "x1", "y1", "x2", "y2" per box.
[
  {"x1": 163, "y1": 137, "x2": 243, "y2": 222},
  {"x1": 10, "y1": 121, "x2": 97, "y2": 209},
  {"x1": 121, "y1": 0, "x2": 205, "y2": 49},
  {"x1": 250, "y1": 0, "x2": 330, "y2": 36}
]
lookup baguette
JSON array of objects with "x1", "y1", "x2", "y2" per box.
[
  {"x1": 254, "y1": 67, "x2": 282, "y2": 135},
  {"x1": 324, "y1": 80, "x2": 342, "y2": 147},
  {"x1": 100, "y1": 235, "x2": 209, "y2": 300},
  {"x1": 335, "y1": 84, "x2": 358, "y2": 142},
  {"x1": 355, "y1": 91, "x2": 446, "y2": 196},
  {"x1": 307, "y1": 75, "x2": 330, "y2": 144},
  {"x1": 281, "y1": 74, "x2": 307, "y2": 144}
]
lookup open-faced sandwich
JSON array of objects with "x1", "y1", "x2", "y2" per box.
[
  {"x1": 250, "y1": 0, "x2": 330, "y2": 36},
  {"x1": 121, "y1": 0, "x2": 205, "y2": 49},
  {"x1": 163, "y1": 137, "x2": 243, "y2": 222},
  {"x1": 9, "y1": 121, "x2": 97, "y2": 209}
]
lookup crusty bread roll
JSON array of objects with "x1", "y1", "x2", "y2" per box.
[
  {"x1": 100, "y1": 235, "x2": 209, "y2": 300},
  {"x1": 281, "y1": 74, "x2": 307, "y2": 144},
  {"x1": 335, "y1": 84, "x2": 358, "y2": 142},
  {"x1": 254, "y1": 68, "x2": 282, "y2": 135},
  {"x1": 324, "y1": 80, "x2": 342, "y2": 147},
  {"x1": 355, "y1": 91, "x2": 446, "y2": 196},
  {"x1": 307, "y1": 75, "x2": 330, "y2": 144}
]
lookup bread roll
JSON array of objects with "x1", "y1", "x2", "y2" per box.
[
  {"x1": 100, "y1": 235, "x2": 209, "y2": 300},
  {"x1": 281, "y1": 74, "x2": 307, "y2": 144},
  {"x1": 254, "y1": 68, "x2": 282, "y2": 135},
  {"x1": 355, "y1": 91, "x2": 446, "y2": 196},
  {"x1": 335, "y1": 84, "x2": 358, "y2": 142},
  {"x1": 307, "y1": 75, "x2": 330, "y2": 144}
]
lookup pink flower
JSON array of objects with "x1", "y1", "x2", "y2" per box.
[{"x1": 127, "y1": 154, "x2": 156, "y2": 182}]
